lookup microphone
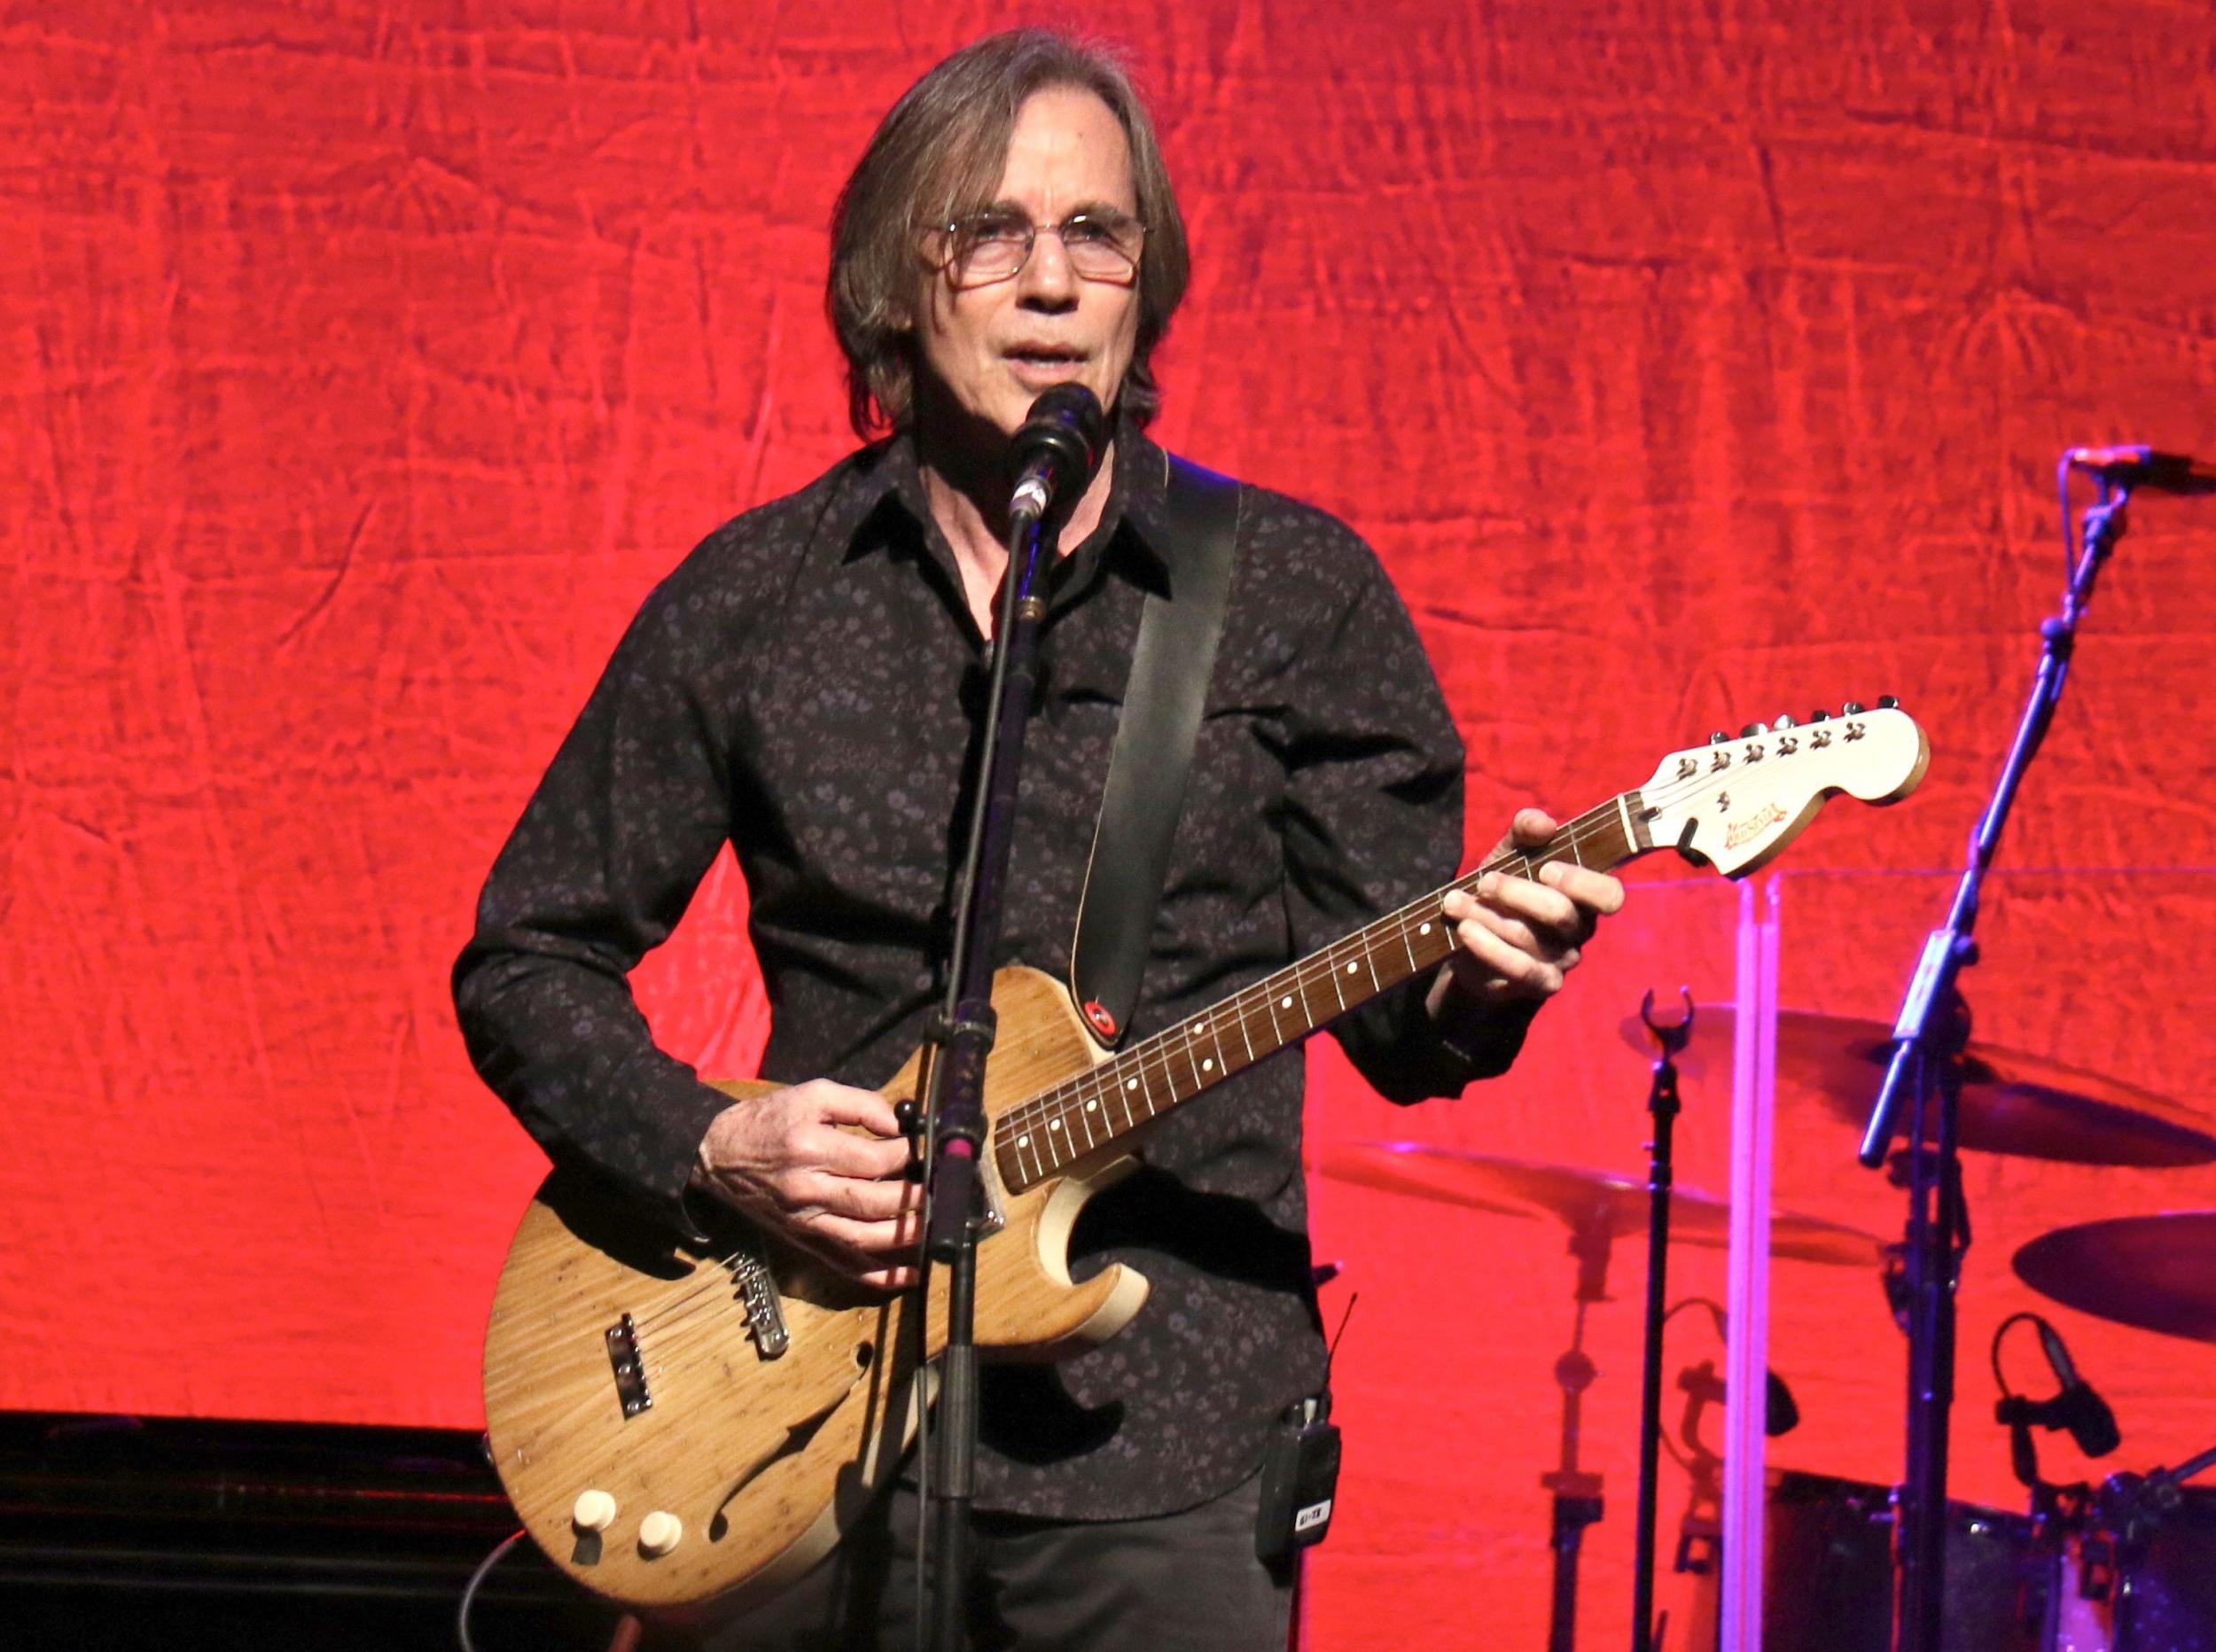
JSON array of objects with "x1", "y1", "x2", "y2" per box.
[
  {"x1": 2066, "y1": 445, "x2": 2216, "y2": 495},
  {"x1": 1007, "y1": 385, "x2": 1107, "y2": 523},
  {"x1": 1674, "y1": 1357, "x2": 1799, "y2": 1437},
  {"x1": 1765, "y1": 1368, "x2": 1801, "y2": 1438},
  {"x1": 2035, "y1": 1320, "x2": 2122, "y2": 1458}
]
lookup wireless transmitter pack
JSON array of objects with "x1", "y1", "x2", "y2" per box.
[{"x1": 1255, "y1": 1391, "x2": 1342, "y2": 1564}]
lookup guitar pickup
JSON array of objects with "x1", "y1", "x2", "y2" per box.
[
  {"x1": 731, "y1": 1249, "x2": 790, "y2": 1360},
  {"x1": 605, "y1": 1313, "x2": 652, "y2": 1418}
]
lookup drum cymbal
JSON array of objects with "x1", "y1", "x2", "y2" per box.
[
  {"x1": 1315, "y1": 1142, "x2": 1883, "y2": 1266},
  {"x1": 1617, "y1": 1007, "x2": 2216, "y2": 1167},
  {"x1": 2013, "y1": 1213, "x2": 2216, "y2": 1344}
]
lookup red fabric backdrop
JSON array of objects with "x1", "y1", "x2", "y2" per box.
[{"x1": 7, "y1": 2, "x2": 2216, "y2": 1644}]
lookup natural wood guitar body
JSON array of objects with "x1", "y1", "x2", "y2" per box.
[{"x1": 481, "y1": 965, "x2": 1143, "y2": 1611}]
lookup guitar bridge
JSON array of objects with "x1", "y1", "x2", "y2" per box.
[
  {"x1": 732, "y1": 1249, "x2": 790, "y2": 1360},
  {"x1": 605, "y1": 1313, "x2": 652, "y2": 1417}
]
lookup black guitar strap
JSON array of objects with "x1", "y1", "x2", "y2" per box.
[{"x1": 1067, "y1": 455, "x2": 1242, "y2": 1047}]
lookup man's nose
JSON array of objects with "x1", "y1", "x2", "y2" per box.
[{"x1": 1015, "y1": 228, "x2": 1080, "y2": 306}]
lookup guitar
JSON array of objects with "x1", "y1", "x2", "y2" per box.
[{"x1": 481, "y1": 703, "x2": 1928, "y2": 1609}]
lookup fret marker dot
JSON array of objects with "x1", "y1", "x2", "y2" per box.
[
  {"x1": 1281, "y1": 996, "x2": 1293, "y2": 1009},
  {"x1": 1049, "y1": 1119, "x2": 1061, "y2": 1130},
  {"x1": 1202, "y1": 1058, "x2": 1215, "y2": 1071},
  {"x1": 1346, "y1": 961, "x2": 1359, "y2": 974},
  {"x1": 1086, "y1": 1099, "x2": 1098, "y2": 1111},
  {"x1": 1017, "y1": 1134, "x2": 1030, "y2": 1149},
  {"x1": 1126, "y1": 1078, "x2": 1138, "y2": 1091},
  {"x1": 1420, "y1": 922, "x2": 1432, "y2": 935}
]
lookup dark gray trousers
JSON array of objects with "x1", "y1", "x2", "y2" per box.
[{"x1": 638, "y1": 1470, "x2": 1296, "y2": 1652}]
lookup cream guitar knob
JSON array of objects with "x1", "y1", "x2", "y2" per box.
[
  {"x1": 571, "y1": 1489, "x2": 618, "y2": 1532},
  {"x1": 638, "y1": 1510, "x2": 683, "y2": 1556}
]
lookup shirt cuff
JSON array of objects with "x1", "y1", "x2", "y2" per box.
[{"x1": 1429, "y1": 986, "x2": 1541, "y2": 1081}]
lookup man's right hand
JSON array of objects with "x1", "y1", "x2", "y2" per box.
[{"x1": 691, "y1": 1080, "x2": 923, "y2": 1290}]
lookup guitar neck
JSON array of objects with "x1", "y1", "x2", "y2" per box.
[{"x1": 991, "y1": 791, "x2": 1654, "y2": 1195}]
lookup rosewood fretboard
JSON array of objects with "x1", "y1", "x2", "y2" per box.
[{"x1": 990, "y1": 793, "x2": 1653, "y2": 1194}]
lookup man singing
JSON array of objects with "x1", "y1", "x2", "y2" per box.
[{"x1": 456, "y1": 27, "x2": 1621, "y2": 1649}]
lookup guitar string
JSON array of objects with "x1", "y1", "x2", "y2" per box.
[
  {"x1": 631, "y1": 726, "x2": 1883, "y2": 1329},
  {"x1": 993, "y1": 727, "x2": 1870, "y2": 1177},
  {"x1": 642, "y1": 772, "x2": 1707, "y2": 1329},
  {"x1": 1003, "y1": 721, "x2": 1870, "y2": 1145},
  {"x1": 636, "y1": 791, "x2": 1638, "y2": 1329},
  {"x1": 994, "y1": 799, "x2": 1638, "y2": 1158}
]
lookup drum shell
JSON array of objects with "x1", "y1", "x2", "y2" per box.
[
  {"x1": 2113, "y1": 1485, "x2": 2216, "y2": 1652},
  {"x1": 1765, "y1": 1471, "x2": 2048, "y2": 1652},
  {"x1": 1664, "y1": 1470, "x2": 2050, "y2": 1652}
]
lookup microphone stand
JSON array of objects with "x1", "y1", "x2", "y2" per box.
[
  {"x1": 1633, "y1": 988, "x2": 1695, "y2": 1652},
  {"x1": 918, "y1": 487, "x2": 1060, "y2": 1652},
  {"x1": 1855, "y1": 471, "x2": 2133, "y2": 1652}
]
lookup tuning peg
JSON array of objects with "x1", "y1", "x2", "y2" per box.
[
  {"x1": 1877, "y1": 694, "x2": 1899, "y2": 710},
  {"x1": 1809, "y1": 709, "x2": 1830, "y2": 722},
  {"x1": 1844, "y1": 701, "x2": 1865, "y2": 715},
  {"x1": 1773, "y1": 713, "x2": 1796, "y2": 729},
  {"x1": 1709, "y1": 731, "x2": 1730, "y2": 744},
  {"x1": 1740, "y1": 721, "x2": 1768, "y2": 738}
]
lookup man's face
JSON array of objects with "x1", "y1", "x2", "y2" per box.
[{"x1": 911, "y1": 85, "x2": 1143, "y2": 445}]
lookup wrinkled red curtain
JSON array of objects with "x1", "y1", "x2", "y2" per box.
[{"x1": 6, "y1": 3, "x2": 2216, "y2": 1644}]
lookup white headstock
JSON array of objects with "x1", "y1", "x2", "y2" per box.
[{"x1": 1640, "y1": 703, "x2": 1930, "y2": 878}]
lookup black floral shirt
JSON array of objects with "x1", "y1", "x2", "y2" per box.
[{"x1": 453, "y1": 423, "x2": 1525, "y2": 1520}]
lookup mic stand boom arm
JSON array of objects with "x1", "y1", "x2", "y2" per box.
[{"x1": 1856, "y1": 476, "x2": 2132, "y2": 1652}]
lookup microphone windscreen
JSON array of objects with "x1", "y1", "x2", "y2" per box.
[
  {"x1": 1009, "y1": 385, "x2": 1106, "y2": 505},
  {"x1": 2061, "y1": 1384, "x2": 2122, "y2": 1458},
  {"x1": 1765, "y1": 1368, "x2": 1800, "y2": 1438}
]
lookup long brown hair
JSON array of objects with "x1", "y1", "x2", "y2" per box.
[{"x1": 827, "y1": 30, "x2": 1191, "y2": 439}]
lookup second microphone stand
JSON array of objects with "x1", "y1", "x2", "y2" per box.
[{"x1": 1857, "y1": 476, "x2": 2133, "y2": 1652}]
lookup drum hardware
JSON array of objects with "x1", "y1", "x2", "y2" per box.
[
  {"x1": 2091, "y1": 1458, "x2": 2216, "y2": 1652},
  {"x1": 1540, "y1": 1215, "x2": 1607, "y2": 1652},
  {"x1": 1994, "y1": 1312, "x2": 2122, "y2": 1500},
  {"x1": 1315, "y1": 1144, "x2": 1873, "y2": 1652},
  {"x1": 1315, "y1": 1145, "x2": 1884, "y2": 1266},
  {"x1": 1650, "y1": 1297, "x2": 1802, "y2": 1652},
  {"x1": 2002, "y1": 1216, "x2": 2216, "y2": 1650},
  {"x1": 1612, "y1": 1009, "x2": 2216, "y2": 1168}
]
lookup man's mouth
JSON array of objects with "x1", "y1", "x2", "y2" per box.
[{"x1": 1003, "y1": 344, "x2": 1088, "y2": 369}]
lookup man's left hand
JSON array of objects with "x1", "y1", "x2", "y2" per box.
[{"x1": 1429, "y1": 807, "x2": 1625, "y2": 1015}]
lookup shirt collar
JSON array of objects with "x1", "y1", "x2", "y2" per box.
[{"x1": 815, "y1": 417, "x2": 1178, "y2": 601}]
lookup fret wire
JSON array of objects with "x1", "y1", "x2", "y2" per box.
[
  {"x1": 1199, "y1": 1013, "x2": 1227, "y2": 1079},
  {"x1": 1175, "y1": 1019, "x2": 1204, "y2": 1091},
  {"x1": 1139, "y1": 1052, "x2": 1164, "y2": 1118},
  {"x1": 1042, "y1": 1106, "x2": 1065, "y2": 1172}
]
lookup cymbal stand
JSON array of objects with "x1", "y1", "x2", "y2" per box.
[
  {"x1": 1633, "y1": 988, "x2": 1696, "y2": 1652},
  {"x1": 1857, "y1": 471, "x2": 2132, "y2": 1652},
  {"x1": 1544, "y1": 1214, "x2": 1612, "y2": 1652}
]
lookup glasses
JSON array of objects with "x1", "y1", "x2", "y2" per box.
[{"x1": 934, "y1": 207, "x2": 1146, "y2": 289}]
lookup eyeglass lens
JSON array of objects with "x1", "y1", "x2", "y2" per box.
[{"x1": 948, "y1": 211, "x2": 1143, "y2": 285}]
